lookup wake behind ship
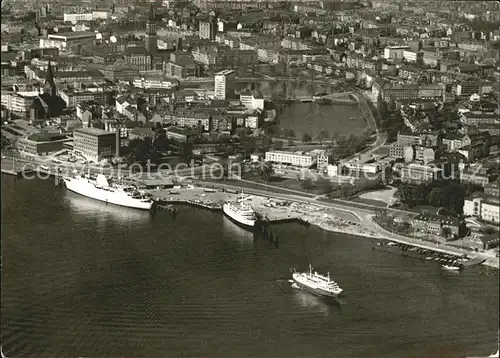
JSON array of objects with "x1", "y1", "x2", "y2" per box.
[
  {"x1": 293, "y1": 264, "x2": 343, "y2": 298},
  {"x1": 222, "y1": 192, "x2": 256, "y2": 230},
  {"x1": 63, "y1": 173, "x2": 154, "y2": 210}
]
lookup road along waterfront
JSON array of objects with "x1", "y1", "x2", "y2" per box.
[
  {"x1": 2, "y1": 155, "x2": 498, "y2": 268},
  {"x1": 147, "y1": 183, "x2": 499, "y2": 269}
]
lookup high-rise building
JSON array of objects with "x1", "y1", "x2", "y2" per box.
[
  {"x1": 199, "y1": 20, "x2": 216, "y2": 40},
  {"x1": 214, "y1": 70, "x2": 235, "y2": 100},
  {"x1": 145, "y1": 4, "x2": 158, "y2": 54}
]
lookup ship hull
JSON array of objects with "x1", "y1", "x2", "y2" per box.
[
  {"x1": 222, "y1": 204, "x2": 255, "y2": 230},
  {"x1": 63, "y1": 178, "x2": 153, "y2": 210},
  {"x1": 293, "y1": 278, "x2": 341, "y2": 298}
]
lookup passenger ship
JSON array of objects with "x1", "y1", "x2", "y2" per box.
[
  {"x1": 292, "y1": 264, "x2": 343, "y2": 298},
  {"x1": 63, "y1": 173, "x2": 154, "y2": 210},
  {"x1": 222, "y1": 192, "x2": 256, "y2": 230}
]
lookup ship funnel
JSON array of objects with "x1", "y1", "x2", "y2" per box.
[{"x1": 96, "y1": 174, "x2": 109, "y2": 187}]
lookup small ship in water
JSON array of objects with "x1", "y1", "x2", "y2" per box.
[{"x1": 292, "y1": 264, "x2": 343, "y2": 298}]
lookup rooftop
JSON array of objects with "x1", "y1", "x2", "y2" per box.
[{"x1": 74, "y1": 127, "x2": 114, "y2": 136}]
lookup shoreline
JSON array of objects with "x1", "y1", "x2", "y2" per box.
[{"x1": 148, "y1": 187, "x2": 499, "y2": 270}]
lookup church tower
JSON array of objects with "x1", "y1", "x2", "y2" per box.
[
  {"x1": 44, "y1": 61, "x2": 57, "y2": 97},
  {"x1": 145, "y1": 4, "x2": 158, "y2": 54}
]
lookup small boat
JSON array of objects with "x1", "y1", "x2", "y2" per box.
[{"x1": 441, "y1": 264, "x2": 462, "y2": 271}]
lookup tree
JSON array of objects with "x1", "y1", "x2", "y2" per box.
[
  {"x1": 375, "y1": 208, "x2": 388, "y2": 220},
  {"x1": 395, "y1": 183, "x2": 413, "y2": 203},
  {"x1": 301, "y1": 177, "x2": 314, "y2": 190},
  {"x1": 288, "y1": 139, "x2": 295, "y2": 147},
  {"x1": 317, "y1": 129, "x2": 329, "y2": 144},
  {"x1": 257, "y1": 161, "x2": 274, "y2": 182},
  {"x1": 261, "y1": 135, "x2": 272, "y2": 150},
  {"x1": 272, "y1": 140, "x2": 283, "y2": 150},
  {"x1": 412, "y1": 183, "x2": 430, "y2": 204},
  {"x1": 340, "y1": 185, "x2": 351, "y2": 199},
  {"x1": 400, "y1": 221, "x2": 411, "y2": 233},
  {"x1": 302, "y1": 132, "x2": 312, "y2": 143},
  {"x1": 316, "y1": 177, "x2": 333, "y2": 194}
]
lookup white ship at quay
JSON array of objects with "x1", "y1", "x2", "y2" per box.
[
  {"x1": 63, "y1": 173, "x2": 154, "y2": 210},
  {"x1": 222, "y1": 192, "x2": 256, "y2": 229}
]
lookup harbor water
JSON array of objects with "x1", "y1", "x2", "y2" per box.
[{"x1": 1, "y1": 175, "x2": 499, "y2": 358}]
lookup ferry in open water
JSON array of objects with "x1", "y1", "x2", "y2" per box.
[
  {"x1": 292, "y1": 264, "x2": 343, "y2": 298},
  {"x1": 222, "y1": 192, "x2": 256, "y2": 230},
  {"x1": 63, "y1": 173, "x2": 154, "y2": 210}
]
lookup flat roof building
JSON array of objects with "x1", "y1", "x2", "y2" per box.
[{"x1": 73, "y1": 127, "x2": 116, "y2": 163}]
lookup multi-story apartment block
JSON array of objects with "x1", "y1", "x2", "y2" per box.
[
  {"x1": 265, "y1": 150, "x2": 319, "y2": 168},
  {"x1": 383, "y1": 46, "x2": 411, "y2": 60},
  {"x1": 460, "y1": 168, "x2": 490, "y2": 187},
  {"x1": 239, "y1": 90, "x2": 264, "y2": 111},
  {"x1": 372, "y1": 79, "x2": 444, "y2": 102},
  {"x1": 1, "y1": 91, "x2": 39, "y2": 115},
  {"x1": 463, "y1": 197, "x2": 500, "y2": 223},
  {"x1": 73, "y1": 127, "x2": 116, "y2": 163},
  {"x1": 412, "y1": 213, "x2": 461, "y2": 238},
  {"x1": 199, "y1": 20, "x2": 217, "y2": 40},
  {"x1": 459, "y1": 111, "x2": 499, "y2": 126},
  {"x1": 132, "y1": 76, "x2": 178, "y2": 90},
  {"x1": 484, "y1": 181, "x2": 500, "y2": 199},
  {"x1": 453, "y1": 81, "x2": 493, "y2": 96},
  {"x1": 399, "y1": 163, "x2": 443, "y2": 184},
  {"x1": 214, "y1": 69, "x2": 235, "y2": 100}
]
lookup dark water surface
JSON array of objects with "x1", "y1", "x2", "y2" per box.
[{"x1": 1, "y1": 175, "x2": 498, "y2": 358}]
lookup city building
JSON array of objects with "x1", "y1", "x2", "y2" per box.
[
  {"x1": 214, "y1": 69, "x2": 235, "y2": 100},
  {"x1": 316, "y1": 151, "x2": 329, "y2": 174},
  {"x1": 453, "y1": 81, "x2": 493, "y2": 97},
  {"x1": 460, "y1": 168, "x2": 490, "y2": 187},
  {"x1": 73, "y1": 127, "x2": 116, "y2": 163},
  {"x1": 145, "y1": 5, "x2": 158, "y2": 54},
  {"x1": 372, "y1": 79, "x2": 444, "y2": 102},
  {"x1": 239, "y1": 90, "x2": 264, "y2": 111},
  {"x1": 132, "y1": 76, "x2": 178, "y2": 90},
  {"x1": 412, "y1": 213, "x2": 461, "y2": 238},
  {"x1": 17, "y1": 132, "x2": 72, "y2": 156},
  {"x1": 1, "y1": 91, "x2": 39, "y2": 115},
  {"x1": 463, "y1": 197, "x2": 500, "y2": 223},
  {"x1": 383, "y1": 46, "x2": 411, "y2": 60},
  {"x1": 399, "y1": 163, "x2": 443, "y2": 184},
  {"x1": 484, "y1": 181, "x2": 500, "y2": 199},
  {"x1": 199, "y1": 18, "x2": 217, "y2": 40},
  {"x1": 389, "y1": 143, "x2": 407, "y2": 158},
  {"x1": 265, "y1": 150, "x2": 319, "y2": 169},
  {"x1": 40, "y1": 32, "x2": 96, "y2": 50}
]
